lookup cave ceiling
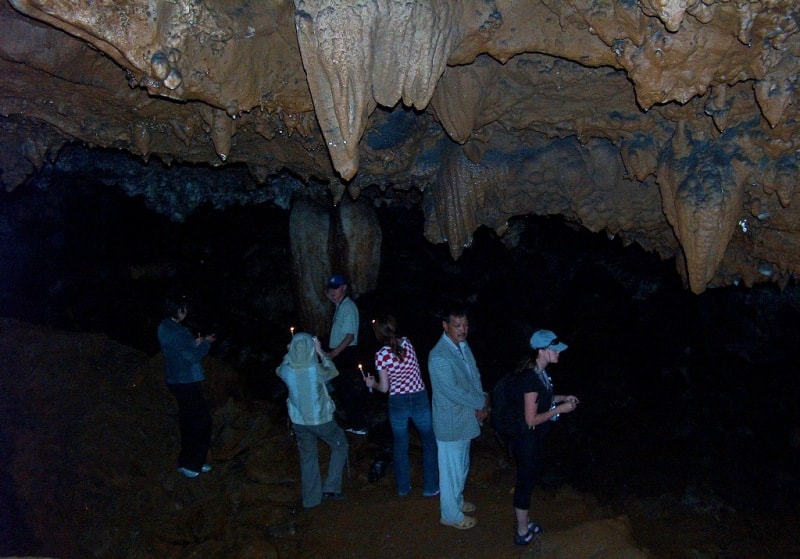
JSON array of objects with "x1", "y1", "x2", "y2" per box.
[{"x1": 1, "y1": 0, "x2": 799, "y2": 293}]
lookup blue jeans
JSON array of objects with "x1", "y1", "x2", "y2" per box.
[{"x1": 388, "y1": 390, "x2": 439, "y2": 496}]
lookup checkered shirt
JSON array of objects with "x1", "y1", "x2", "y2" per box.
[{"x1": 374, "y1": 337, "x2": 426, "y2": 396}]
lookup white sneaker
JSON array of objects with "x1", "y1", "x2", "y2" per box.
[
  {"x1": 177, "y1": 467, "x2": 200, "y2": 478},
  {"x1": 201, "y1": 464, "x2": 212, "y2": 473},
  {"x1": 345, "y1": 427, "x2": 368, "y2": 435}
]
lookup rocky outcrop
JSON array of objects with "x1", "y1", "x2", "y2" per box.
[{"x1": 2, "y1": 0, "x2": 800, "y2": 293}]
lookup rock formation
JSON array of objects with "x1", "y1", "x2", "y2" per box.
[
  {"x1": 1, "y1": 0, "x2": 799, "y2": 293},
  {"x1": 289, "y1": 196, "x2": 381, "y2": 333}
]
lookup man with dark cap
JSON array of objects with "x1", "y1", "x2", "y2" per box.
[{"x1": 324, "y1": 274, "x2": 367, "y2": 435}]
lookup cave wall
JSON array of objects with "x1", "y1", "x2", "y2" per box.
[{"x1": 1, "y1": 0, "x2": 800, "y2": 293}]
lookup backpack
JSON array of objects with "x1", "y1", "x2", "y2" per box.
[{"x1": 490, "y1": 372, "x2": 524, "y2": 438}]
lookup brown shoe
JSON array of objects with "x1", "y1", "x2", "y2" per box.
[
  {"x1": 460, "y1": 501, "x2": 476, "y2": 513},
  {"x1": 440, "y1": 515, "x2": 477, "y2": 530}
]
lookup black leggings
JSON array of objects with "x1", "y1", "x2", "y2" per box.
[
  {"x1": 510, "y1": 427, "x2": 547, "y2": 510},
  {"x1": 168, "y1": 381, "x2": 212, "y2": 471}
]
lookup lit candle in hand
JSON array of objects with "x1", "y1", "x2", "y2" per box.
[
  {"x1": 359, "y1": 363, "x2": 372, "y2": 393},
  {"x1": 290, "y1": 326, "x2": 295, "y2": 337}
]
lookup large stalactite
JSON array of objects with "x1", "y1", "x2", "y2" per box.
[{"x1": 2, "y1": 0, "x2": 800, "y2": 293}]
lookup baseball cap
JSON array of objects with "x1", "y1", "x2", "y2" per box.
[
  {"x1": 530, "y1": 329, "x2": 568, "y2": 352},
  {"x1": 326, "y1": 274, "x2": 347, "y2": 289}
]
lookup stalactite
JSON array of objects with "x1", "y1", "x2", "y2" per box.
[
  {"x1": 132, "y1": 121, "x2": 151, "y2": 161},
  {"x1": 754, "y1": 78, "x2": 793, "y2": 129},
  {"x1": 210, "y1": 110, "x2": 234, "y2": 162},
  {"x1": 659, "y1": 137, "x2": 746, "y2": 293},
  {"x1": 292, "y1": 0, "x2": 473, "y2": 179}
]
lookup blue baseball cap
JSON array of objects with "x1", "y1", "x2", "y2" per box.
[
  {"x1": 530, "y1": 329, "x2": 568, "y2": 352},
  {"x1": 326, "y1": 274, "x2": 347, "y2": 288}
]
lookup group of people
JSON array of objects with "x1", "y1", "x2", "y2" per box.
[{"x1": 157, "y1": 276, "x2": 580, "y2": 547}]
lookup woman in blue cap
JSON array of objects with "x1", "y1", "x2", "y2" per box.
[{"x1": 510, "y1": 329, "x2": 580, "y2": 546}]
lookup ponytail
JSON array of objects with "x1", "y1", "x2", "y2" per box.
[{"x1": 373, "y1": 314, "x2": 405, "y2": 360}]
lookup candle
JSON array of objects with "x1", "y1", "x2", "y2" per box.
[
  {"x1": 359, "y1": 363, "x2": 372, "y2": 393},
  {"x1": 290, "y1": 326, "x2": 295, "y2": 337}
]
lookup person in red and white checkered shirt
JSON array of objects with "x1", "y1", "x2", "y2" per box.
[{"x1": 365, "y1": 315, "x2": 439, "y2": 497}]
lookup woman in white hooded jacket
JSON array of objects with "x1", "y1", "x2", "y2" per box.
[{"x1": 277, "y1": 332, "x2": 349, "y2": 508}]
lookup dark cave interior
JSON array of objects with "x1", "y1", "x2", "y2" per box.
[{"x1": 2, "y1": 145, "x2": 799, "y2": 528}]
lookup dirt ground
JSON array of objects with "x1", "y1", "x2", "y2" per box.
[{"x1": 1, "y1": 317, "x2": 798, "y2": 559}]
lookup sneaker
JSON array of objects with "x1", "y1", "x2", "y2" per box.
[
  {"x1": 423, "y1": 489, "x2": 440, "y2": 497},
  {"x1": 201, "y1": 464, "x2": 212, "y2": 473},
  {"x1": 177, "y1": 467, "x2": 199, "y2": 478},
  {"x1": 322, "y1": 492, "x2": 346, "y2": 501},
  {"x1": 345, "y1": 427, "x2": 368, "y2": 435}
]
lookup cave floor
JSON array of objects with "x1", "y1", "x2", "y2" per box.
[{"x1": 2, "y1": 318, "x2": 798, "y2": 559}]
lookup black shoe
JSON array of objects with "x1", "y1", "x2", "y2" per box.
[
  {"x1": 514, "y1": 529, "x2": 535, "y2": 546},
  {"x1": 368, "y1": 457, "x2": 391, "y2": 482},
  {"x1": 322, "y1": 492, "x2": 345, "y2": 501},
  {"x1": 513, "y1": 521, "x2": 542, "y2": 546}
]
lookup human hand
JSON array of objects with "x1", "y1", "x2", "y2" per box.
[
  {"x1": 204, "y1": 333, "x2": 217, "y2": 343},
  {"x1": 557, "y1": 400, "x2": 578, "y2": 414}
]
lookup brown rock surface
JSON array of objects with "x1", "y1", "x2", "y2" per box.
[
  {"x1": 2, "y1": 0, "x2": 800, "y2": 292},
  {"x1": 3, "y1": 316, "x2": 799, "y2": 558}
]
